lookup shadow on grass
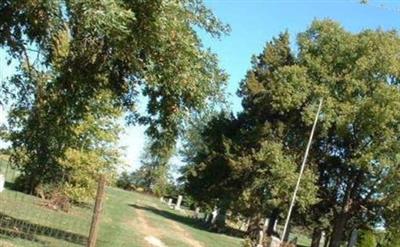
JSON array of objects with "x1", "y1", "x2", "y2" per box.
[
  {"x1": 4, "y1": 181, "x2": 15, "y2": 190},
  {"x1": 0, "y1": 213, "x2": 88, "y2": 246},
  {"x1": 128, "y1": 203, "x2": 245, "y2": 238}
]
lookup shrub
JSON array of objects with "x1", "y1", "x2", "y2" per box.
[{"x1": 357, "y1": 229, "x2": 377, "y2": 247}]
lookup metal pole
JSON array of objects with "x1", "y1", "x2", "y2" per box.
[{"x1": 280, "y1": 98, "x2": 323, "y2": 243}]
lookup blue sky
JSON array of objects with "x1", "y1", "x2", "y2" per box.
[
  {"x1": 201, "y1": 0, "x2": 400, "y2": 112},
  {"x1": 1, "y1": 0, "x2": 399, "y2": 170}
]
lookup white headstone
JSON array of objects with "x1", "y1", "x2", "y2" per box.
[
  {"x1": 175, "y1": 195, "x2": 183, "y2": 210},
  {"x1": 204, "y1": 213, "x2": 211, "y2": 223},
  {"x1": 273, "y1": 219, "x2": 278, "y2": 231},
  {"x1": 263, "y1": 218, "x2": 270, "y2": 232},
  {"x1": 240, "y1": 218, "x2": 250, "y2": 231},
  {"x1": 269, "y1": 236, "x2": 281, "y2": 247},
  {"x1": 168, "y1": 198, "x2": 173, "y2": 207},
  {"x1": 257, "y1": 230, "x2": 264, "y2": 247},
  {"x1": 211, "y1": 207, "x2": 219, "y2": 225},
  {"x1": 319, "y1": 231, "x2": 326, "y2": 247},
  {"x1": 160, "y1": 196, "x2": 164, "y2": 202},
  {"x1": 0, "y1": 174, "x2": 4, "y2": 193},
  {"x1": 194, "y1": 207, "x2": 200, "y2": 218}
]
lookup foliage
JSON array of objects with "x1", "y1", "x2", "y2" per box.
[
  {"x1": 116, "y1": 171, "x2": 133, "y2": 190},
  {"x1": 239, "y1": 20, "x2": 400, "y2": 246},
  {"x1": 181, "y1": 31, "x2": 319, "y2": 236},
  {"x1": 8, "y1": 90, "x2": 122, "y2": 202},
  {"x1": 357, "y1": 230, "x2": 377, "y2": 247},
  {"x1": 377, "y1": 230, "x2": 400, "y2": 247},
  {"x1": 0, "y1": 0, "x2": 228, "y2": 197},
  {"x1": 116, "y1": 149, "x2": 178, "y2": 197},
  {"x1": 182, "y1": 20, "x2": 400, "y2": 245}
]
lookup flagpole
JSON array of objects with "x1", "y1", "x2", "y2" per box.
[{"x1": 280, "y1": 98, "x2": 323, "y2": 243}]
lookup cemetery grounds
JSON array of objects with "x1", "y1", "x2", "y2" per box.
[{"x1": 0, "y1": 158, "x2": 312, "y2": 247}]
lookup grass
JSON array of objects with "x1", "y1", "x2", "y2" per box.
[
  {"x1": 0, "y1": 159, "x2": 91, "y2": 247},
  {"x1": 0, "y1": 158, "x2": 309, "y2": 247},
  {"x1": 97, "y1": 187, "x2": 243, "y2": 247},
  {"x1": 0, "y1": 186, "x2": 244, "y2": 247},
  {"x1": 0, "y1": 159, "x2": 243, "y2": 246}
]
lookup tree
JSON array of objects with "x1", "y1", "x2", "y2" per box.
[
  {"x1": 0, "y1": 0, "x2": 228, "y2": 194},
  {"x1": 181, "y1": 110, "x2": 318, "y2": 234},
  {"x1": 8, "y1": 88, "x2": 122, "y2": 202},
  {"x1": 116, "y1": 171, "x2": 133, "y2": 190},
  {"x1": 239, "y1": 20, "x2": 400, "y2": 247},
  {"x1": 183, "y1": 20, "x2": 400, "y2": 246}
]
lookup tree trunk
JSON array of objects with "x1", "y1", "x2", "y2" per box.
[
  {"x1": 214, "y1": 208, "x2": 227, "y2": 229},
  {"x1": 247, "y1": 215, "x2": 262, "y2": 242},
  {"x1": 311, "y1": 228, "x2": 322, "y2": 247},
  {"x1": 329, "y1": 212, "x2": 349, "y2": 247},
  {"x1": 266, "y1": 208, "x2": 280, "y2": 236},
  {"x1": 324, "y1": 234, "x2": 330, "y2": 247}
]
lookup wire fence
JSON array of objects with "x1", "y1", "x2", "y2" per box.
[{"x1": 0, "y1": 157, "x2": 98, "y2": 247}]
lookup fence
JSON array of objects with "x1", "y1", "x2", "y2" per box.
[{"x1": 0, "y1": 157, "x2": 106, "y2": 247}]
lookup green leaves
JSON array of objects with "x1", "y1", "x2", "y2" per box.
[{"x1": 1, "y1": 0, "x2": 228, "y2": 198}]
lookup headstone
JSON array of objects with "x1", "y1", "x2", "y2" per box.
[
  {"x1": 348, "y1": 229, "x2": 358, "y2": 247},
  {"x1": 211, "y1": 207, "x2": 219, "y2": 225},
  {"x1": 168, "y1": 198, "x2": 173, "y2": 207},
  {"x1": 257, "y1": 230, "x2": 264, "y2": 247},
  {"x1": 160, "y1": 196, "x2": 164, "y2": 202},
  {"x1": 0, "y1": 174, "x2": 4, "y2": 193},
  {"x1": 204, "y1": 213, "x2": 211, "y2": 223},
  {"x1": 194, "y1": 207, "x2": 200, "y2": 218},
  {"x1": 175, "y1": 195, "x2": 183, "y2": 210},
  {"x1": 319, "y1": 231, "x2": 326, "y2": 247},
  {"x1": 273, "y1": 219, "x2": 278, "y2": 232},
  {"x1": 240, "y1": 218, "x2": 250, "y2": 231},
  {"x1": 263, "y1": 218, "x2": 270, "y2": 233},
  {"x1": 269, "y1": 236, "x2": 281, "y2": 247}
]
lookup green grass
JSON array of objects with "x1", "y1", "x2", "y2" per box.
[
  {"x1": 97, "y1": 187, "x2": 243, "y2": 247},
  {"x1": 0, "y1": 158, "x2": 308, "y2": 247},
  {"x1": 0, "y1": 159, "x2": 91, "y2": 247},
  {"x1": 0, "y1": 185, "x2": 244, "y2": 247},
  {"x1": 0, "y1": 157, "x2": 243, "y2": 247}
]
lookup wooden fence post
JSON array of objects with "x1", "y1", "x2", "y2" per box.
[{"x1": 87, "y1": 174, "x2": 106, "y2": 247}]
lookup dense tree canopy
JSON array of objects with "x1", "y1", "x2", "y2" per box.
[
  {"x1": 0, "y1": 0, "x2": 228, "y2": 196},
  {"x1": 182, "y1": 20, "x2": 400, "y2": 246}
]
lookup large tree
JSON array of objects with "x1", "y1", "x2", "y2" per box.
[
  {"x1": 0, "y1": 0, "x2": 228, "y2": 193},
  {"x1": 183, "y1": 20, "x2": 400, "y2": 246},
  {"x1": 239, "y1": 20, "x2": 400, "y2": 246}
]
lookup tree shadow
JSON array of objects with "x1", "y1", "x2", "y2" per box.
[
  {"x1": 4, "y1": 181, "x2": 15, "y2": 189},
  {"x1": 128, "y1": 203, "x2": 246, "y2": 238},
  {"x1": 0, "y1": 212, "x2": 88, "y2": 246}
]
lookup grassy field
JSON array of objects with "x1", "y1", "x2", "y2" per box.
[
  {"x1": 0, "y1": 186, "x2": 243, "y2": 247},
  {"x1": 97, "y1": 188, "x2": 243, "y2": 247},
  {"x1": 0, "y1": 158, "x2": 310, "y2": 247},
  {"x1": 0, "y1": 158, "x2": 243, "y2": 247}
]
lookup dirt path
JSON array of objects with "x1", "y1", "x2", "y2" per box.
[
  {"x1": 169, "y1": 221, "x2": 204, "y2": 247},
  {"x1": 132, "y1": 207, "x2": 166, "y2": 247},
  {"x1": 131, "y1": 204, "x2": 204, "y2": 247}
]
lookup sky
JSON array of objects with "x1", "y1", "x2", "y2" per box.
[{"x1": 1, "y1": 0, "x2": 399, "y2": 171}]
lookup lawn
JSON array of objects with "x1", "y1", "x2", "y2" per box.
[
  {"x1": 0, "y1": 157, "x2": 243, "y2": 247},
  {"x1": 0, "y1": 157, "x2": 308, "y2": 247},
  {"x1": 0, "y1": 186, "x2": 243, "y2": 247}
]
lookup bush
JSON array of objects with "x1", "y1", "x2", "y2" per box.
[
  {"x1": 36, "y1": 184, "x2": 71, "y2": 212},
  {"x1": 357, "y1": 229, "x2": 377, "y2": 247},
  {"x1": 380, "y1": 230, "x2": 400, "y2": 247},
  {"x1": 116, "y1": 171, "x2": 132, "y2": 190}
]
